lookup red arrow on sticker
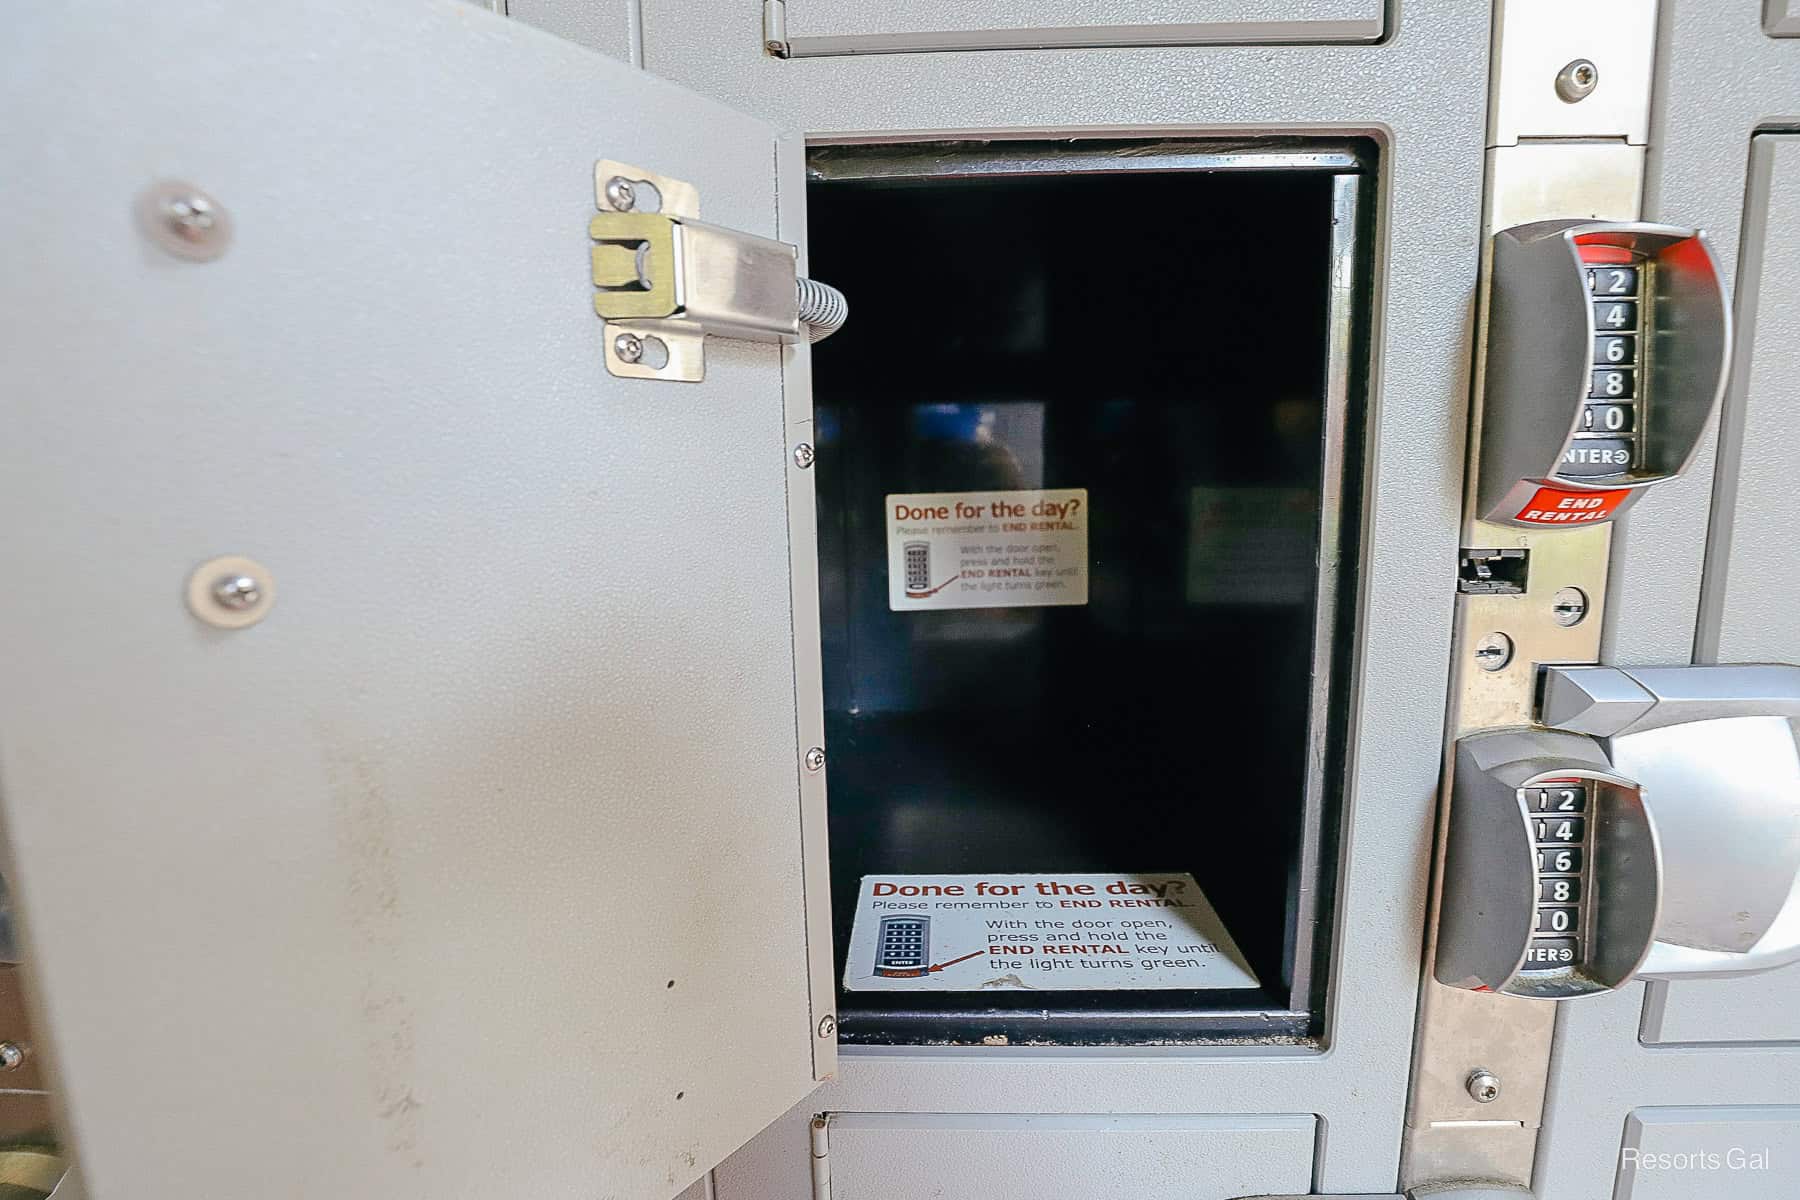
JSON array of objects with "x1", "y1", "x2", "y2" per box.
[
  {"x1": 905, "y1": 572, "x2": 964, "y2": 599},
  {"x1": 929, "y1": 950, "x2": 985, "y2": 972}
]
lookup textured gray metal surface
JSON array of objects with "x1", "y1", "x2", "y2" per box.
[
  {"x1": 507, "y1": 0, "x2": 635, "y2": 61},
  {"x1": 1616, "y1": 1107, "x2": 1800, "y2": 1199},
  {"x1": 1697, "y1": 135, "x2": 1800, "y2": 667},
  {"x1": 1625, "y1": 139, "x2": 1800, "y2": 1025},
  {"x1": 1641, "y1": 971, "x2": 1800, "y2": 1045},
  {"x1": 622, "y1": 0, "x2": 1493, "y2": 1193},
  {"x1": 821, "y1": 1113, "x2": 1315, "y2": 1200},
  {"x1": 1538, "y1": 986, "x2": 1800, "y2": 1198},
  {"x1": 1604, "y1": 6, "x2": 1799, "y2": 669},
  {"x1": 0, "y1": 1, "x2": 832, "y2": 1196},
  {"x1": 772, "y1": 0, "x2": 1382, "y2": 55},
  {"x1": 1536, "y1": 9, "x2": 1800, "y2": 1196}
]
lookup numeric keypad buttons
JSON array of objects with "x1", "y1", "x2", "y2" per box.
[
  {"x1": 1586, "y1": 265, "x2": 1639, "y2": 296},
  {"x1": 1582, "y1": 404, "x2": 1634, "y2": 434},
  {"x1": 1525, "y1": 780, "x2": 1593, "y2": 974},
  {"x1": 1567, "y1": 259, "x2": 1645, "y2": 479},
  {"x1": 1536, "y1": 907, "x2": 1580, "y2": 934},
  {"x1": 1594, "y1": 300, "x2": 1638, "y2": 330},
  {"x1": 1540, "y1": 877, "x2": 1581, "y2": 904},
  {"x1": 1590, "y1": 370, "x2": 1635, "y2": 399},
  {"x1": 1538, "y1": 847, "x2": 1583, "y2": 874},
  {"x1": 1527, "y1": 786, "x2": 1588, "y2": 813},
  {"x1": 1594, "y1": 335, "x2": 1636, "y2": 365},
  {"x1": 1562, "y1": 439, "x2": 1634, "y2": 476},
  {"x1": 1524, "y1": 937, "x2": 1580, "y2": 968},
  {"x1": 1534, "y1": 816, "x2": 1585, "y2": 844}
]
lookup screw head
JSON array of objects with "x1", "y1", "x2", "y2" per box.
[
  {"x1": 804, "y1": 746, "x2": 826, "y2": 772},
  {"x1": 1467, "y1": 1068, "x2": 1502, "y2": 1104},
  {"x1": 1551, "y1": 586, "x2": 1590, "y2": 627},
  {"x1": 816, "y1": 1015, "x2": 836, "y2": 1039},
  {"x1": 212, "y1": 574, "x2": 263, "y2": 611},
  {"x1": 167, "y1": 193, "x2": 218, "y2": 239},
  {"x1": 613, "y1": 332, "x2": 645, "y2": 364},
  {"x1": 186, "y1": 555, "x2": 276, "y2": 630},
  {"x1": 136, "y1": 181, "x2": 232, "y2": 262},
  {"x1": 1474, "y1": 632, "x2": 1514, "y2": 672},
  {"x1": 604, "y1": 177, "x2": 638, "y2": 211},
  {"x1": 0, "y1": 1043, "x2": 25, "y2": 1072},
  {"x1": 793, "y1": 442, "x2": 816, "y2": 469},
  {"x1": 1556, "y1": 58, "x2": 1599, "y2": 103}
]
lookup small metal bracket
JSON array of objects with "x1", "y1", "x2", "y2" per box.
[
  {"x1": 1403, "y1": 4, "x2": 1659, "y2": 1181},
  {"x1": 591, "y1": 159, "x2": 801, "y2": 383},
  {"x1": 762, "y1": 0, "x2": 791, "y2": 57},
  {"x1": 1488, "y1": 0, "x2": 1656, "y2": 146}
]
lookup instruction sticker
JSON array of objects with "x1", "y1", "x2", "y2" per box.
[
  {"x1": 885, "y1": 489, "x2": 1088, "y2": 611},
  {"x1": 842, "y1": 872, "x2": 1257, "y2": 992},
  {"x1": 1185, "y1": 486, "x2": 1317, "y2": 606}
]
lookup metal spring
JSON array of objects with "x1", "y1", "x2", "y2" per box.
[{"x1": 796, "y1": 276, "x2": 848, "y2": 343}]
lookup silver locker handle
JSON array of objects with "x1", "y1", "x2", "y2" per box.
[{"x1": 1541, "y1": 664, "x2": 1800, "y2": 981}]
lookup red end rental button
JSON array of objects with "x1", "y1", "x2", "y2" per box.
[{"x1": 1514, "y1": 486, "x2": 1629, "y2": 524}]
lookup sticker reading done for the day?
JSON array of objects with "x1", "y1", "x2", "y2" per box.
[
  {"x1": 885, "y1": 488, "x2": 1088, "y2": 612},
  {"x1": 842, "y1": 872, "x2": 1257, "y2": 992}
]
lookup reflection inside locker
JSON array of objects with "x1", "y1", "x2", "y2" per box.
[{"x1": 807, "y1": 140, "x2": 1371, "y2": 1045}]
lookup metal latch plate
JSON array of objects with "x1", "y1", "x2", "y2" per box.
[{"x1": 590, "y1": 158, "x2": 800, "y2": 382}]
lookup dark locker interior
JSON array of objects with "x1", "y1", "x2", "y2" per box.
[{"x1": 806, "y1": 140, "x2": 1372, "y2": 1044}]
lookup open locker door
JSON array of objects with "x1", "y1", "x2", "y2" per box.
[{"x1": 0, "y1": 1, "x2": 834, "y2": 1197}]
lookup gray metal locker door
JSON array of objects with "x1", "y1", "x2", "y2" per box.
[
  {"x1": 1532, "y1": 7, "x2": 1800, "y2": 1197},
  {"x1": 0, "y1": 1, "x2": 833, "y2": 1197},
  {"x1": 760, "y1": 0, "x2": 1384, "y2": 56}
]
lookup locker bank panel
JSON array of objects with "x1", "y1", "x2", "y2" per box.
[
  {"x1": 502, "y1": 0, "x2": 634, "y2": 61},
  {"x1": 1614, "y1": 1109, "x2": 1800, "y2": 1200},
  {"x1": 1532, "y1": 7, "x2": 1800, "y2": 1195},
  {"x1": 1629, "y1": 131, "x2": 1800, "y2": 1056},
  {"x1": 1641, "y1": 972, "x2": 1800, "y2": 1046},
  {"x1": 769, "y1": 0, "x2": 1383, "y2": 56},
  {"x1": 624, "y1": 0, "x2": 1492, "y2": 1193},
  {"x1": 818, "y1": 1113, "x2": 1316, "y2": 1200}
]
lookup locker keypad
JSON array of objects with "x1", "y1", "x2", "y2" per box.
[
  {"x1": 1566, "y1": 259, "x2": 1642, "y2": 479},
  {"x1": 1523, "y1": 780, "x2": 1593, "y2": 972},
  {"x1": 875, "y1": 915, "x2": 931, "y2": 976},
  {"x1": 1480, "y1": 221, "x2": 1726, "y2": 529}
]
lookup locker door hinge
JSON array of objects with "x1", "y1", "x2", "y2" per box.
[
  {"x1": 591, "y1": 159, "x2": 843, "y2": 382},
  {"x1": 763, "y1": 0, "x2": 790, "y2": 57},
  {"x1": 808, "y1": 1114, "x2": 830, "y2": 1200}
]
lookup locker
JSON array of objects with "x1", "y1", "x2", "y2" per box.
[{"x1": 0, "y1": 2, "x2": 1797, "y2": 1199}]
